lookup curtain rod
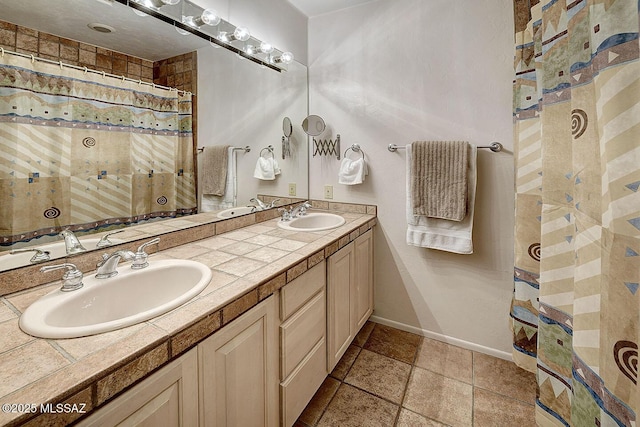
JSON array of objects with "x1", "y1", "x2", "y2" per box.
[{"x1": 0, "y1": 47, "x2": 191, "y2": 96}]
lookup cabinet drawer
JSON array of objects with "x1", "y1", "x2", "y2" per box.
[
  {"x1": 280, "y1": 260, "x2": 325, "y2": 321},
  {"x1": 280, "y1": 338, "x2": 327, "y2": 427},
  {"x1": 280, "y1": 290, "x2": 325, "y2": 379}
]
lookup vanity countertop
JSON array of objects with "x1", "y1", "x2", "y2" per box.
[{"x1": 0, "y1": 206, "x2": 376, "y2": 427}]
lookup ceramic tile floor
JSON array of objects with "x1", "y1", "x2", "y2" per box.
[{"x1": 295, "y1": 322, "x2": 537, "y2": 427}]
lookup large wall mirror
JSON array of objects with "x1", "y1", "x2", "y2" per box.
[{"x1": 0, "y1": 0, "x2": 308, "y2": 272}]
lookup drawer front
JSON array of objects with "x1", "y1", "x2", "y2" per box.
[
  {"x1": 280, "y1": 338, "x2": 327, "y2": 427},
  {"x1": 280, "y1": 290, "x2": 325, "y2": 379},
  {"x1": 280, "y1": 260, "x2": 326, "y2": 321}
]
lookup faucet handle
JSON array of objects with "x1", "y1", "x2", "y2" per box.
[
  {"x1": 96, "y1": 229, "x2": 125, "y2": 248},
  {"x1": 269, "y1": 198, "x2": 281, "y2": 208},
  {"x1": 40, "y1": 263, "x2": 84, "y2": 292},
  {"x1": 11, "y1": 248, "x2": 51, "y2": 263},
  {"x1": 132, "y1": 237, "x2": 160, "y2": 270},
  {"x1": 278, "y1": 207, "x2": 291, "y2": 221}
]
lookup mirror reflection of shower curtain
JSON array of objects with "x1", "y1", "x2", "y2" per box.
[{"x1": 0, "y1": 54, "x2": 196, "y2": 246}]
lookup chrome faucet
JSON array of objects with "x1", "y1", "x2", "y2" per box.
[
  {"x1": 290, "y1": 201, "x2": 312, "y2": 218},
  {"x1": 40, "y1": 263, "x2": 84, "y2": 291},
  {"x1": 59, "y1": 229, "x2": 87, "y2": 255},
  {"x1": 95, "y1": 250, "x2": 135, "y2": 279},
  {"x1": 96, "y1": 229, "x2": 125, "y2": 248},
  {"x1": 278, "y1": 201, "x2": 312, "y2": 221},
  {"x1": 11, "y1": 247, "x2": 51, "y2": 263},
  {"x1": 249, "y1": 197, "x2": 280, "y2": 212},
  {"x1": 131, "y1": 238, "x2": 160, "y2": 270},
  {"x1": 249, "y1": 197, "x2": 268, "y2": 211}
]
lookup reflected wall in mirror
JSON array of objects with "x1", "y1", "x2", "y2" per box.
[
  {"x1": 0, "y1": 0, "x2": 309, "y2": 273},
  {"x1": 197, "y1": 46, "x2": 308, "y2": 213}
]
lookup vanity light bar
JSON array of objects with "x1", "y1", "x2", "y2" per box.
[{"x1": 119, "y1": 0, "x2": 283, "y2": 72}]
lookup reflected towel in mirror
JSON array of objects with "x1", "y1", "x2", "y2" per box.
[
  {"x1": 201, "y1": 145, "x2": 231, "y2": 196},
  {"x1": 201, "y1": 147, "x2": 236, "y2": 212}
]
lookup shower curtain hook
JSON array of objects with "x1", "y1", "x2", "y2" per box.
[
  {"x1": 101, "y1": 71, "x2": 106, "y2": 78},
  {"x1": 83, "y1": 66, "x2": 88, "y2": 74},
  {"x1": 30, "y1": 54, "x2": 35, "y2": 64},
  {"x1": 138, "y1": 79, "x2": 142, "y2": 85},
  {"x1": 59, "y1": 60, "x2": 63, "y2": 70},
  {"x1": 0, "y1": 47, "x2": 4, "y2": 58},
  {"x1": 122, "y1": 75, "x2": 126, "y2": 82}
]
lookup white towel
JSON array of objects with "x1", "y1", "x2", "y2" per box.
[
  {"x1": 406, "y1": 143, "x2": 477, "y2": 254},
  {"x1": 202, "y1": 147, "x2": 236, "y2": 212},
  {"x1": 253, "y1": 157, "x2": 281, "y2": 180},
  {"x1": 338, "y1": 157, "x2": 368, "y2": 185}
]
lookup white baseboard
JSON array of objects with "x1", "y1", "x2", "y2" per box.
[{"x1": 369, "y1": 315, "x2": 513, "y2": 362}]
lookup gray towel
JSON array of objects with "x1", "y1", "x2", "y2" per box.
[
  {"x1": 411, "y1": 141, "x2": 469, "y2": 221},
  {"x1": 201, "y1": 145, "x2": 231, "y2": 196}
]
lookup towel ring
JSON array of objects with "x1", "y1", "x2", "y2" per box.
[
  {"x1": 260, "y1": 145, "x2": 274, "y2": 158},
  {"x1": 343, "y1": 144, "x2": 364, "y2": 160}
]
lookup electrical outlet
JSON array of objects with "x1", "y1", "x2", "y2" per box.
[
  {"x1": 288, "y1": 183, "x2": 296, "y2": 196},
  {"x1": 324, "y1": 185, "x2": 333, "y2": 199}
]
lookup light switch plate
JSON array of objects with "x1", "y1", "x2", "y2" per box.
[
  {"x1": 324, "y1": 185, "x2": 333, "y2": 199},
  {"x1": 288, "y1": 183, "x2": 296, "y2": 196}
]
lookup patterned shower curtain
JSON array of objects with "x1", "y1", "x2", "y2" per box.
[
  {"x1": 0, "y1": 54, "x2": 196, "y2": 246},
  {"x1": 511, "y1": 0, "x2": 640, "y2": 425}
]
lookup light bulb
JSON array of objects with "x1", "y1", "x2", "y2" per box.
[
  {"x1": 200, "y1": 9, "x2": 221, "y2": 26},
  {"x1": 134, "y1": 0, "x2": 156, "y2": 8},
  {"x1": 273, "y1": 51, "x2": 294, "y2": 64},
  {"x1": 217, "y1": 31, "x2": 229, "y2": 42},
  {"x1": 137, "y1": 0, "x2": 179, "y2": 8},
  {"x1": 220, "y1": 27, "x2": 250, "y2": 43},
  {"x1": 233, "y1": 26, "x2": 250, "y2": 42},
  {"x1": 244, "y1": 44, "x2": 258, "y2": 55},
  {"x1": 259, "y1": 42, "x2": 274, "y2": 54},
  {"x1": 186, "y1": 9, "x2": 220, "y2": 27},
  {"x1": 183, "y1": 15, "x2": 197, "y2": 27}
]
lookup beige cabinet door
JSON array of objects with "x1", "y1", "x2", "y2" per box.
[
  {"x1": 198, "y1": 296, "x2": 279, "y2": 427},
  {"x1": 327, "y1": 229, "x2": 374, "y2": 372},
  {"x1": 77, "y1": 349, "x2": 199, "y2": 427},
  {"x1": 326, "y1": 242, "x2": 355, "y2": 371},
  {"x1": 353, "y1": 229, "x2": 374, "y2": 332}
]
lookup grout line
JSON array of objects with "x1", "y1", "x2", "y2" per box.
[
  {"x1": 471, "y1": 351, "x2": 475, "y2": 425},
  {"x1": 392, "y1": 334, "x2": 423, "y2": 426}
]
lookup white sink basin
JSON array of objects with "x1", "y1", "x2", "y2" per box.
[
  {"x1": 216, "y1": 206, "x2": 255, "y2": 219},
  {"x1": 20, "y1": 259, "x2": 212, "y2": 339},
  {"x1": 277, "y1": 212, "x2": 345, "y2": 232},
  {"x1": 0, "y1": 237, "x2": 124, "y2": 271}
]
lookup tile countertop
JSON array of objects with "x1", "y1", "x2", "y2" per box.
[{"x1": 0, "y1": 208, "x2": 377, "y2": 427}]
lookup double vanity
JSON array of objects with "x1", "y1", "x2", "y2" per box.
[{"x1": 0, "y1": 200, "x2": 376, "y2": 426}]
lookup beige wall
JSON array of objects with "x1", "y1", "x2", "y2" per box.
[{"x1": 308, "y1": 0, "x2": 515, "y2": 357}]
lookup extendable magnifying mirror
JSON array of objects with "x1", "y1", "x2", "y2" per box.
[{"x1": 301, "y1": 114, "x2": 325, "y2": 136}]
